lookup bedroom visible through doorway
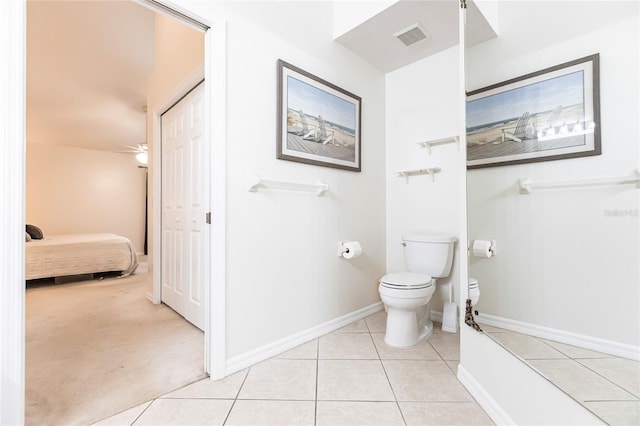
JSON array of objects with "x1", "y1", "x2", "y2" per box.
[{"x1": 24, "y1": 0, "x2": 210, "y2": 423}]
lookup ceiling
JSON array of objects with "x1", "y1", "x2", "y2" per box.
[
  {"x1": 26, "y1": 1, "x2": 495, "y2": 153},
  {"x1": 26, "y1": 0, "x2": 155, "y2": 152},
  {"x1": 335, "y1": 1, "x2": 460, "y2": 73},
  {"x1": 335, "y1": 0, "x2": 496, "y2": 73}
]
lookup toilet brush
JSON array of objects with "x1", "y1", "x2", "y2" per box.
[{"x1": 442, "y1": 282, "x2": 458, "y2": 333}]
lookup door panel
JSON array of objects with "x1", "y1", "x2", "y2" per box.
[{"x1": 161, "y1": 82, "x2": 206, "y2": 330}]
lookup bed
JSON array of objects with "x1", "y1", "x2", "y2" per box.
[{"x1": 25, "y1": 233, "x2": 139, "y2": 281}]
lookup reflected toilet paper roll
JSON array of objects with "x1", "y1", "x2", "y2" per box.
[
  {"x1": 342, "y1": 241, "x2": 362, "y2": 259},
  {"x1": 472, "y1": 240, "x2": 493, "y2": 258}
]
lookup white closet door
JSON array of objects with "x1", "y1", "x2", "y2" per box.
[{"x1": 161, "y1": 82, "x2": 207, "y2": 330}]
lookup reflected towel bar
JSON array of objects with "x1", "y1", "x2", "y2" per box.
[
  {"x1": 247, "y1": 173, "x2": 329, "y2": 196},
  {"x1": 519, "y1": 169, "x2": 640, "y2": 194},
  {"x1": 417, "y1": 136, "x2": 459, "y2": 155}
]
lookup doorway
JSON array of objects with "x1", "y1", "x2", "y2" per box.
[{"x1": 0, "y1": 0, "x2": 227, "y2": 424}]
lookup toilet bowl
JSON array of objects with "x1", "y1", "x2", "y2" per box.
[
  {"x1": 469, "y1": 277, "x2": 480, "y2": 305},
  {"x1": 379, "y1": 272, "x2": 435, "y2": 347},
  {"x1": 379, "y1": 233, "x2": 457, "y2": 348}
]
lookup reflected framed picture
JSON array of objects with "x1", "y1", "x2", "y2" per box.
[
  {"x1": 466, "y1": 54, "x2": 600, "y2": 169},
  {"x1": 277, "y1": 59, "x2": 361, "y2": 172}
]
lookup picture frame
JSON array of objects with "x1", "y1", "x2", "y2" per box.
[
  {"x1": 466, "y1": 54, "x2": 600, "y2": 169},
  {"x1": 277, "y1": 59, "x2": 361, "y2": 172}
]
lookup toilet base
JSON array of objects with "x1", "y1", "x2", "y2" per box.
[{"x1": 383, "y1": 308, "x2": 433, "y2": 348}]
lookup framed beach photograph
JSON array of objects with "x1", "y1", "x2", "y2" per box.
[
  {"x1": 466, "y1": 54, "x2": 600, "y2": 169},
  {"x1": 277, "y1": 59, "x2": 361, "y2": 172}
]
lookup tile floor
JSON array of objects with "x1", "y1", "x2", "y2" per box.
[
  {"x1": 484, "y1": 325, "x2": 640, "y2": 426},
  {"x1": 96, "y1": 311, "x2": 494, "y2": 426}
]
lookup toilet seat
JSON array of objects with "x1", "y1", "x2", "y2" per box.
[{"x1": 380, "y1": 272, "x2": 433, "y2": 290}]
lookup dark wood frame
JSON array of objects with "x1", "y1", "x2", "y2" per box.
[
  {"x1": 277, "y1": 59, "x2": 362, "y2": 172},
  {"x1": 466, "y1": 54, "x2": 600, "y2": 169}
]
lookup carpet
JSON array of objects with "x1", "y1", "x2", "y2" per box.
[{"x1": 25, "y1": 258, "x2": 206, "y2": 425}]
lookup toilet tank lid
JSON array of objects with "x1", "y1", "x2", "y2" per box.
[{"x1": 402, "y1": 232, "x2": 458, "y2": 243}]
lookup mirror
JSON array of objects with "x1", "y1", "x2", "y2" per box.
[{"x1": 464, "y1": 1, "x2": 639, "y2": 425}]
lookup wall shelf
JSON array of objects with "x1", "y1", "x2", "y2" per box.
[
  {"x1": 519, "y1": 169, "x2": 640, "y2": 194},
  {"x1": 417, "y1": 136, "x2": 459, "y2": 154},
  {"x1": 396, "y1": 167, "x2": 442, "y2": 183},
  {"x1": 247, "y1": 173, "x2": 329, "y2": 196}
]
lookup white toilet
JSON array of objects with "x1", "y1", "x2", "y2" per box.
[
  {"x1": 379, "y1": 233, "x2": 458, "y2": 348},
  {"x1": 469, "y1": 277, "x2": 480, "y2": 306}
]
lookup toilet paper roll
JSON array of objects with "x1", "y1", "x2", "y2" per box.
[
  {"x1": 472, "y1": 240, "x2": 493, "y2": 258},
  {"x1": 342, "y1": 241, "x2": 362, "y2": 259}
]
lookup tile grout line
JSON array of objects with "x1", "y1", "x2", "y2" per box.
[
  {"x1": 573, "y1": 358, "x2": 640, "y2": 400},
  {"x1": 532, "y1": 333, "x2": 639, "y2": 400},
  {"x1": 367, "y1": 322, "x2": 408, "y2": 426},
  {"x1": 222, "y1": 368, "x2": 251, "y2": 425},
  {"x1": 129, "y1": 400, "x2": 154, "y2": 426},
  {"x1": 314, "y1": 338, "x2": 319, "y2": 426}
]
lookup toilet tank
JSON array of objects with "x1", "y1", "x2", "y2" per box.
[{"x1": 402, "y1": 233, "x2": 457, "y2": 278}]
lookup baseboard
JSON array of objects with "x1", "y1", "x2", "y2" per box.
[
  {"x1": 457, "y1": 364, "x2": 516, "y2": 426},
  {"x1": 225, "y1": 302, "x2": 384, "y2": 376},
  {"x1": 430, "y1": 310, "x2": 443, "y2": 323},
  {"x1": 476, "y1": 313, "x2": 640, "y2": 361}
]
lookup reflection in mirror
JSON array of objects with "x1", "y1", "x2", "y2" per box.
[{"x1": 465, "y1": 1, "x2": 639, "y2": 425}]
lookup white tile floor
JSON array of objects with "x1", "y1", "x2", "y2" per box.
[
  {"x1": 484, "y1": 325, "x2": 640, "y2": 426},
  {"x1": 96, "y1": 311, "x2": 494, "y2": 426}
]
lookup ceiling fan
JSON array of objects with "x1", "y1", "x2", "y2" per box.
[{"x1": 119, "y1": 143, "x2": 148, "y2": 166}]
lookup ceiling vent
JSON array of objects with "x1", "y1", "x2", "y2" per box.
[{"x1": 394, "y1": 23, "x2": 431, "y2": 47}]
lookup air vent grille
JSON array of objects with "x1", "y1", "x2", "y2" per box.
[{"x1": 394, "y1": 23, "x2": 430, "y2": 47}]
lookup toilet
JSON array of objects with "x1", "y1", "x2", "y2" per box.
[
  {"x1": 379, "y1": 233, "x2": 457, "y2": 348},
  {"x1": 469, "y1": 277, "x2": 480, "y2": 305}
]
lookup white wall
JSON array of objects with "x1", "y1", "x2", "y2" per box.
[
  {"x1": 466, "y1": 2, "x2": 639, "y2": 347},
  {"x1": 174, "y1": 1, "x2": 387, "y2": 360},
  {"x1": 386, "y1": 46, "x2": 463, "y2": 316},
  {"x1": 25, "y1": 143, "x2": 147, "y2": 252}
]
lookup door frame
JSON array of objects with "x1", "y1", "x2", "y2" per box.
[
  {"x1": 140, "y1": 1, "x2": 226, "y2": 381},
  {"x1": 0, "y1": 1, "x2": 226, "y2": 423}
]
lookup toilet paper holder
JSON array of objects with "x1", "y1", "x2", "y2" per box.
[
  {"x1": 469, "y1": 240, "x2": 496, "y2": 257},
  {"x1": 337, "y1": 241, "x2": 362, "y2": 259}
]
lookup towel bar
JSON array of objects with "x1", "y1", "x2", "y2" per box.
[
  {"x1": 519, "y1": 169, "x2": 640, "y2": 194},
  {"x1": 247, "y1": 173, "x2": 329, "y2": 196}
]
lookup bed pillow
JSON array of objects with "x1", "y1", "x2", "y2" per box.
[
  {"x1": 26, "y1": 232, "x2": 32, "y2": 242},
  {"x1": 26, "y1": 224, "x2": 44, "y2": 240}
]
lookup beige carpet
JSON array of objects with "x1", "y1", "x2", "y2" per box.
[{"x1": 26, "y1": 258, "x2": 206, "y2": 425}]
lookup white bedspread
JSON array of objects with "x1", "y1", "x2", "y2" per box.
[{"x1": 25, "y1": 233, "x2": 139, "y2": 280}]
